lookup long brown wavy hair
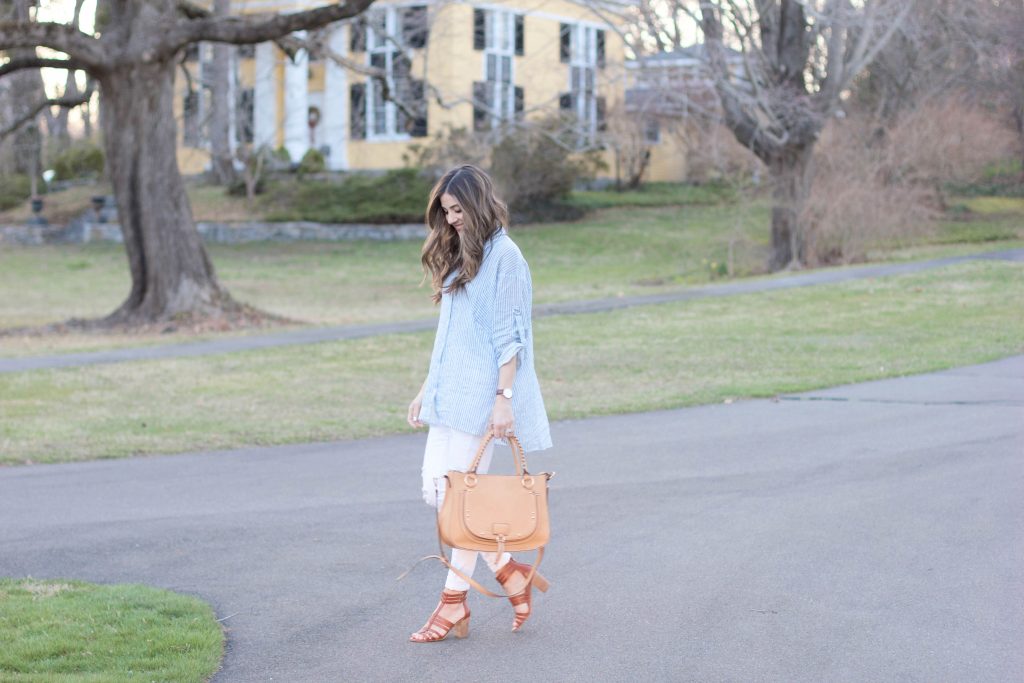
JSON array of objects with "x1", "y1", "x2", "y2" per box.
[{"x1": 421, "y1": 165, "x2": 509, "y2": 304}]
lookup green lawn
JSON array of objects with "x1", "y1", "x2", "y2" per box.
[
  {"x1": 2, "y1": 261, "x2": 1021, "y2": 466},
  {"x1": 0, "y1": 579, "x2": 223, "y2": 682},
  {"x1": 0, "y1": 201, "x2": 776, "y2": 356},
  {"x1": 1, "y1": 201, "x2": 770, "y2": 326},
  {"x1": 5, "y1": 191, "x2": 1021, "y2": 358}
]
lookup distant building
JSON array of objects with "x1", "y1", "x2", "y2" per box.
[
  {"x1": 174, "y1": 0, "x2": 627, "y2": 176},
  {"x1": 625, "y1": 45, "x2": 744, "y2": 182}
]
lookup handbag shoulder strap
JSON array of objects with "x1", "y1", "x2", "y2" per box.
[
  {"x1": 424, "y1": 507, "x2": 545, "y2": 599},
  {"x1": 395, "y1": 482, "x2": 544, "y2": 600}
]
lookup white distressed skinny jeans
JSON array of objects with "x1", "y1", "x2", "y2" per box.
[{"x1": 422, "y1": 425, "x2": 511, "y2": 590}]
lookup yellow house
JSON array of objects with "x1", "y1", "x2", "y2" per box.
[{"x1": 175, "y1": 0, "x2": 627, "y2": 177}]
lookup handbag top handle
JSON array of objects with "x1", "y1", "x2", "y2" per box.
[{"x1": 467, "y1": 433, "x2": 528, "y2": 476}]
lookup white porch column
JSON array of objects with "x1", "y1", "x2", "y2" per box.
[
  {"x1": 321, "y1": 25, "x2": 349, "y2": 170},
  {"x1": 253, "y1": 41, "x2": 278, "y2": 149},
  {"x1": 283, "y1": 31, "x2": 310, "y2": 163},
  {"x1": 228, "y1": 48, "x2": 237, "y2": 154}
]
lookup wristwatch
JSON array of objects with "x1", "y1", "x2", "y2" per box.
[{"x1": 496, "y1": 387, "x2": 513, "y2": 399}]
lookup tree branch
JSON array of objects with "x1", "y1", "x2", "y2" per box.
[
  {"x1": 0, "y1": 56, "x2": 86, "y2": 79},
  {"x1": 176, "y1": 0, "x2": 211, "y2": 20},
  {"x1": 0, "y1": 21, "x2": 105, "y2": 69},
  {"x1": 156, "y1": 0, "x2": 376, "y2": 58},
  {"x1": 0, "y1": 81, "x2": 96, "y2": 139}
]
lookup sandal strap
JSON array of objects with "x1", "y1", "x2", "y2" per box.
[
  {"x1": 412, "y1": 601, "x2": 469, "y2": 641},
  {"x1": 428, "y1": 614, "x2": 455, "y2": 631},
  {"x1": 508, "y1": 592, "x2": 530, "y2": 606},
  {"x1": 495, "y1": 560, "x2": 528, "y2": 586},
  {"x1": 440, "y1": 590, "x2": 468, "y2": 604}
]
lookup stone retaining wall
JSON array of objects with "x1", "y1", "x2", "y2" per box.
[{"x1": 0, "y1": 220, "x2": 427, "y2": 246}]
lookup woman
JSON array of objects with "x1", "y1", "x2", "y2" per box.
[{"x1": 406, "y1": 165, "x2": 552, "y2": 643}]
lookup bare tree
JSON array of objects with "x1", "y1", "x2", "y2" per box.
[
  {"x1": 854, "y1": 1, "x2": 999, "y2": 123},
  {"x1": 0, "y1": 0, "x2": 374, "y2": 326},
  {"x1": 978, "y1": 0, "x2": 1024, "y2": 174},
  {"x1": 694, "y1": 0, "x2": 913, "y2": 270},
  {"x1": 603, "y1": 100, "x2": 653, "y2": 189},
  {"x1": 45, "y1": 0, "x2": 88, "y2": 150},
  {"x1": 850, "y1": 0, "x2": 1024, "y2": 177},
  {"x1": 1, "y1": 0, "x2": 48, "y2": 183}
]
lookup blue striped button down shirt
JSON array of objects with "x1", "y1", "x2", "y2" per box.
[{"x1": 420, "y1": 229, "x2": 553, "y2": 452}]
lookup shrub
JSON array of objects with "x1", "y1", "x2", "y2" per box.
[
  {"x1": 404, "y1": 126, "x2": 491, "y2": 178},
  {"x1": 508, "y1": 200, "x2": 586, "y2": 225},
  {"x1": 802, "y1": 99, "x2": 1017, "y2": 265},
  {"x1": 0, "y1": 174, "x2": 32, "y2": 211},
  {"x1": 297, "y1": 148, "x2": 326, "y2": 177},
  {"x1": 272, "y1": 146, "x2": 292, "y2": 167},
  {"x1": 489, "y1": 123, "x2": 604, "y2": 210},
  {"x1": 226, "y1": 175, "x2": 267, "y2": 197},
  {"x1": 51, "y1": 141, "x2": 105, "y2": 181},
  {"x1": 265, "y1": 168, "x2": 435, "y2": 223}
]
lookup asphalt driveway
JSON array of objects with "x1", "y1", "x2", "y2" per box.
[{"x1": 1, "y1": 357, "x2": 1022, "y2": 681}]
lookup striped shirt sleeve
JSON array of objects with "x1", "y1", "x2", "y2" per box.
[{"x1": 492, "y1": 259, "x2": 529, "y2": 369}]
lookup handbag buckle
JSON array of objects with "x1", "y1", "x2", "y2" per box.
[
  {"x1": 464, "y1": 473, "x2": 478, "y2": 487},
  {"x1": 521, "y1": 475, "x2": 534, "y2": 488}
]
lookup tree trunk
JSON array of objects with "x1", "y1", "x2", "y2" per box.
[
  {"x1": 48, "y1": 0, "x2": 86, "y2": 151},
  {"x1": 768, "y1": 146, "x2": 813, "y2": 270},
  {"x1": 98, "y1": 59, "x2": 234, "y2": 324},
  {"x1": 208, "y1": 0, "x2": 237, "y2": 185},
  {"x1": 49, "y1": 70, "x2": 78, "y2": 151},
  {"x1": 1016, "y1": 105, "x2": 1024, "y2": 182}
]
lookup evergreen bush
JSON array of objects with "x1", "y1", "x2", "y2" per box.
[
  {"x1": 297, "y1": 148, "x2": 326, "y2": 177},
  {"x1": 51, "y1": 142, "x2": 105, "y2": 181},
  {"x1": 0, "y1": 174, "x2": 32, "y2": 211},
  {"x1": 265, "y1": 168, "x2": 434, "y2": 223}
]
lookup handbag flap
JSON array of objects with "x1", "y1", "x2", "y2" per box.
[{"x1": 459, "y1": 474, "x2": 542, "y2": 542}]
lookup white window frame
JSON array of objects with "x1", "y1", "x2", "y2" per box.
[
  {"x1": 568, "y1": 24, "x2": 598, "y2": 139},
  {"x1": 643, "y1": 117, "x2": 660, "y2": 144},
  {"x1": 365, "y1": 8, "x2": 411, "y2": 142},
  {"x1": 482, "y1": 9, "x2": 516, "y2": 128}
]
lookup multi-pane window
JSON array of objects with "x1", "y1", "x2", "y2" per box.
[
  {"x1": 182, "y1": 43, "x2": 211, "y2": 148},
  {"x1": 559, "y1": 23, "x2": 606, "y2": 143},
  {"x1": 183, "y1": 91, "x2": 201, "y2": 147},
  {"x1": 368, "y1": 11, "x2": 394, "y2": 137},
  {"x1": 351, "y1": 7, "x2": 428, "y2": 140},
  {"x1": 473, "y1": 9, "x2": 524, "y2": 131},
  {"x1": 236, "y1": 88, "x2": 254, "y2": 144},
  {"x1": 644, "y1": 118, "x2": 660, "y2": 144}
]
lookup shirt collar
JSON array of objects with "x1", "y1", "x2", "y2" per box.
[{"x1": 484, "y1": 226, "x2": 506, "y2": 256}]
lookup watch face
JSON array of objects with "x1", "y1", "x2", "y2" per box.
[{"x1": 502, "y1": 388, "x2": 513, "y2": 399}]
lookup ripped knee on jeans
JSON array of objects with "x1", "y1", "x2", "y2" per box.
[{"x1": 422, "y1": 476, "x2": 447, "y2": 508}]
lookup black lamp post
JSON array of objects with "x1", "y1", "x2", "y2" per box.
[
  {"x1": 91, "y1": 195, "x2": 107, "y2": 223},
  {"x1": 28, "y1": 196, "x2": 47, "y2": 226}
]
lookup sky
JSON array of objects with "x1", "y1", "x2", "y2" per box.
[{"x1": 34, "y1": 0, "x2": 96, "y2": 96}]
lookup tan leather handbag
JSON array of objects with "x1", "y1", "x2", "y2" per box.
[
  {"x1": 415, "y1": 433, "x2": 553, "y2": 598},
  {"x1": 438, "y1": 433, "x2": 551, "y2": 556}
]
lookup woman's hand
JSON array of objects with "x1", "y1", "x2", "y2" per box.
[
  {"x1": 490, "y1": 397, "x2": 515, "y2": 438},
  {"x1": 407, "y1": 392, "x2": 424, "y2": 429}
]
